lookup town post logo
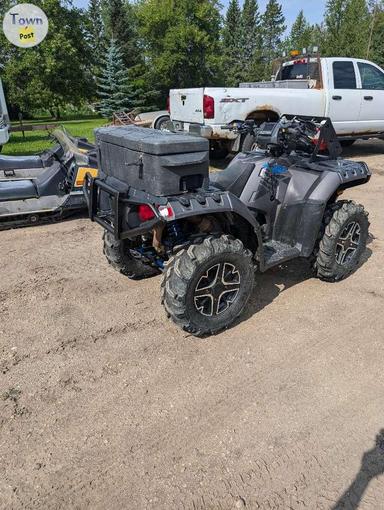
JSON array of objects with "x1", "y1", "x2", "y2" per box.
[{"x1": 3, "y1": 3, "x2": 49, "y2": 48}]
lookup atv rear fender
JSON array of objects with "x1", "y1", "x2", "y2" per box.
[{"x1": 85, "y1": 174, "x2": 264, "y2": 259}]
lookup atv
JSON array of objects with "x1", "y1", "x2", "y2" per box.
[
  {"x1": 0, "y1": 128, "x2": 98, "y2": 230},
  {"x1": 85, "y1": 118, "x2": 371, "y2": 336}
]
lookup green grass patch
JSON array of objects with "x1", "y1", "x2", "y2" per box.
[{"x1": 3, "y1": 118, "x2": 106, "y2": 156}]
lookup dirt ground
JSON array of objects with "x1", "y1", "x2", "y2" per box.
[{"x1": 1, "y1": 141, "x2": 384, "y2": 510}]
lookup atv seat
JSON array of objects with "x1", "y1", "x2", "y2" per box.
[
  {"x1": 0, "y1": 180, "x2": 38, "y2": 201},
  {"x1": 210, "y1": 152, "x2": 264, "y2": 197},
  {"x1": 0, "y1": 155, "x2": 44, "y2": 171}
]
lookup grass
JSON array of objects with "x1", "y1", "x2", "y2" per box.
[{"x1": 3, "y1": 117, "x2": 106, "y2": 156}]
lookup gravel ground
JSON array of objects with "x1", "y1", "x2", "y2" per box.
[{"x1": 1, "y1": 141, "x2": 384, "y2": 509}]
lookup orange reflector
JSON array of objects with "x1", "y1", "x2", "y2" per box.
[{"x1": 75, "y1": 167, "x2": 98, "y2": 187}]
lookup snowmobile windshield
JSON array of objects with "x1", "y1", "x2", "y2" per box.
[{"x1": 52, "y1": 128, "x2": 89, "y2": 166}]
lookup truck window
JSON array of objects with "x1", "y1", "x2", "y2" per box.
[
  {"x1": 333, "y1": 61, "x2": 356, "y2": 89},
  {"x1": 358, "y1": 62, "x2": 384, "y2": 90},
  {"x1": 277, "y1": 62, "x2": 320, "y2": 81}
]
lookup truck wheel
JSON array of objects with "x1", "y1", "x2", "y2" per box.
[
  {"x1": 162, "y1": 235, "x2": 254, "y2": 336},
  {"x1": 209, "y1": 141, "x2": 229, "y2": 160},
  {"x1": 103, "y1": 231, "x2": 160, "y2": 280},
  {"x1": 154, "y1": 115, "x2": 170, "y2": 131},
  {"x1": 241, "y1": 133, "x2": 257, "y2": 152},
  {"x1": 340, "y1": 140, "x2": 355, "y2": 148},
  {"x1": 315, "y1": 201, "x2": 369, "y2": 282}
]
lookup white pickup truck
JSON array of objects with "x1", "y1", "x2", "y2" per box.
[
  {"x1": 0, "y1": 78, "x2": 10, "y2": 151},
  {"x1": 168, "y1": 57, "x2": 384, "y2": 154}
]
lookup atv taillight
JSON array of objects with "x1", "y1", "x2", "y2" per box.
[
  {"x1": 138, "y1": 204, "x2": 156, "y2": 222},
  {"x1": 203, "y1": 95, "x2": 215, "y2": 119},
  {"x1": 312, "y1": 138, "x2": 328, "y2": 151}
]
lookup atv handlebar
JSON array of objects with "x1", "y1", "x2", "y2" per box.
[{"x1": 223, "y1": 117, "x2": 342, "y2": 160}]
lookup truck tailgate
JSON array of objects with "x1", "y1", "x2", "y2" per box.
[{"x1": 170, "y1": 88, "x2": 204, "y2": 124}]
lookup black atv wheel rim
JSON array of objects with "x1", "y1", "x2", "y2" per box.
[
  {"x1": 336, "y1": 221, "x2": 361, "y2": 265},
  {"x1": 194, "y1": 262, "x2": 241, "y2": 317}
]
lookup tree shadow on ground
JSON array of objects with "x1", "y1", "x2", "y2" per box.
[{"x1": 332, "y1": 429, "x2": 384, "y2": 510}]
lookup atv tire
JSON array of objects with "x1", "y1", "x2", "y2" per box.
[
  {"x1": 241, "y1": 133, "x2": 258, "y2": 152},
  {"x1": 315, "y1": 201, "x2": 369, "y2": 282},
  {"x1": 162, "y1": 235, "x2": 254, "y2": 336},
  {"x1": 103, "y1": 231, "x2": 160, "y2": 280}
]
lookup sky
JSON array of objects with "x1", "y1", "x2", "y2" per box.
[{"x1": 72, "y1": 0, "x2": 327, "y2": 30}]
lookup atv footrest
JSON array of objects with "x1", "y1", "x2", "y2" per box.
[{"x1": 263, "y1": 241, "x2": 300, "y2": 270}]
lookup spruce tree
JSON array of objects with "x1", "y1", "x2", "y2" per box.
[
  {"x1": 102, "y1": 0, "x2": 140, "y2": 69},
  {"x1": 240, "y1": 0, "x2": 263, "y2": 82},
  {"x1": 222, "y1": 0, "x2": 243, "y2": 86},
  {"x1": 368, "y1": 2, "x2": 384, "y2": 66},
  {"x1": 261, "y1": 0, "x2": 286, "y2": 77},
  {"x1": 289, "y1": 11, "x2": 314, "y2": 53},
  {"x1": 97, "y1": 39, "x2": 134, "y2": 117},
  {"x1": 323, "y1": 0, "x2": 347, "y2": 55},
  {"x1": 340, "y1": 0, "x2": 370, "y2": 57},
  {"x1": 87, "y1": 0, "x2": 105, "y2": 75}
]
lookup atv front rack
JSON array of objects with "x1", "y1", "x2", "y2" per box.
[{"x1": 84, "y1": 173, "x2": 166, "y2": 240}]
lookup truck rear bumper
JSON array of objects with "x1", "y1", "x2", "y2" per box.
[{"x1": 167, "y1": 121, "x2": 237, "y2": 141}]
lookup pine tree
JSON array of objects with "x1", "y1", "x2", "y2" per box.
[
  {"x1": 97, "y1": 39, "x2": 134, "y2": 117},
  {"x1": 102, "y1": 0, "x2": 140, "y2": 69},
  {"x1": 289, "y1": 10, "x2": 314, "y2": 53},
  {"x1": 323, "y1": 0, "x2": 347, "y2": 55},
  {"x1": 240, "y1": 0, "x2": 262, "y2": 82},
  {"x1": 87, "y1": 0, "x2": 105, "y2": 75},
  {"x1": 340, "y1": 0, "x2": 370, "y2": 57},
  {"x1": 368, "y1": 1, "x2": 384, "y2": 65},
  {"x1": 222, "y1": 0, "x2": 243, "y2": 86},
  {"x1": 261, "y1": 0, "x2": 286, "y2": 77}
]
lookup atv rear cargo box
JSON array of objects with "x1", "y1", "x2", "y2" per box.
[{"x1": 96, "y1": 126, "x2": 209, "y2": 196}]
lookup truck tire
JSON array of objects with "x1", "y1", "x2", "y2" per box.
[
  {"x1": 103, "y1": 231, "x2": 160, "y2": 280},
  {"x1": 209, "y1": 141, "x2": 229, "y2": 160},
  {"x1": 340, "y1": 140, "x2": 355, "y2": 148},
  {"x1": 315, "y1": 201, "x2": 369, "y2": 282},
  {"x1": 162, "y1": 235, "x2": 254, "y2": 336},
  {"x1": 154, "y1": 115, "x2": 170, "y2": 131}
]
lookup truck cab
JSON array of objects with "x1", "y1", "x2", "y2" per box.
[
  {"x1": 0, "y1": 78, "x2": 10, "y2": 151},
  {"x1": 168, "y1": 55, "x2": 384, "y2": 153}
]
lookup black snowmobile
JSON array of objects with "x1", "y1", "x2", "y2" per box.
[
  {"x1": 85, "y1": 118, "x2": 371, "y2": 336},
  {"x1": 0, "y1": 128, "x2": 95, "y2": 180},
  {"x1": 0, "y1": 129, "x2": 98, "y2": 230}
]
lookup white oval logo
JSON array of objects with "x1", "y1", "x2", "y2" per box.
[{"x1": 3, "y1": 3, "x2": 49, "y2": 48}]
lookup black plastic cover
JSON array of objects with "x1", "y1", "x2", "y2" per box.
[
  {"x1": 96, "y1": 126, "x2": 209, "y2": 196},
  {"x1": 95, "y1": 126, "x2": 208, "y2": 155}
]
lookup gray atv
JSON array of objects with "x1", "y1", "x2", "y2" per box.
[{"x1": 85, "y1": 118, "x2": 371, "y2": 336}]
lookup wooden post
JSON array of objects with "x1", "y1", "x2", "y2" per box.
[{"x1": 18, "y1": 112, "x2": 25, "y2": 139}]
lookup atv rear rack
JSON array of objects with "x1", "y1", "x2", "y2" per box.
[{"x1": 84, "y1": 174, "x2": 166, "y2": 240}]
